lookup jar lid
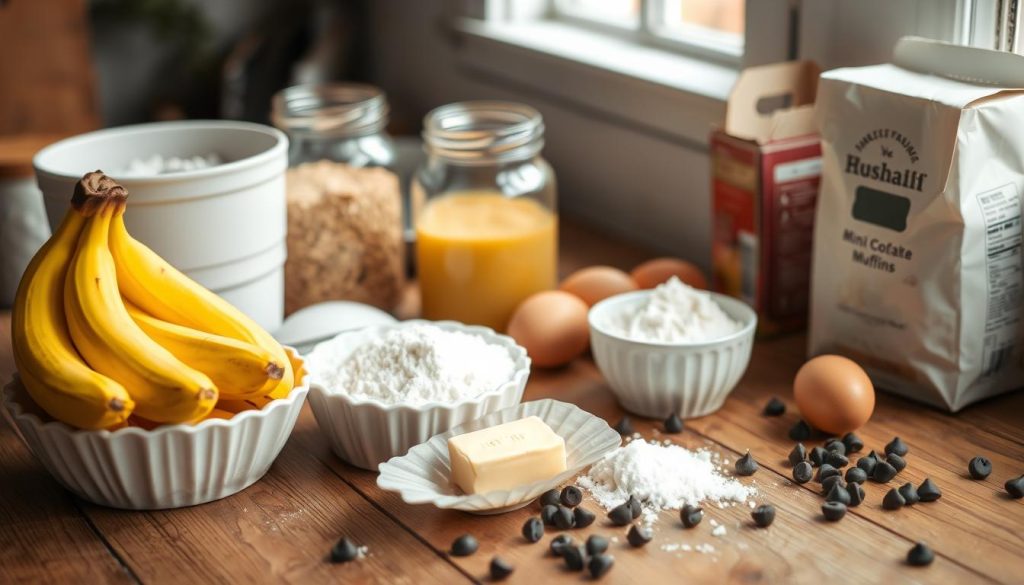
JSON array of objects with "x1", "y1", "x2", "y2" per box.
[{"x1": 0, "y1": 134, "x2": 66, "y2": 180}]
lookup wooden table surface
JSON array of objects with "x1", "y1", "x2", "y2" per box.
[{"x1": 2, "y1": 221, "x2": 1023, "y2": 584}]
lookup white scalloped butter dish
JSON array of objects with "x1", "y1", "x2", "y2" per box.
[
  {"x1": 2, "y1": 348, "x2": 309, "y2": 510},
  {"x1": 376, "y1": 399, "x2": 621, "y2": 514}
]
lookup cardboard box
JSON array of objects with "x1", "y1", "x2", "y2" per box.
[{"x1": 710, "y1": 61, "x2": 821, "y2": 335}]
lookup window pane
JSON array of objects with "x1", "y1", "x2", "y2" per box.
[
  {"x1": 556, "y1": 0, "x2": 640, "y2": 26},
  {"x1": 658, "y1": 0, "x2": 744, "y2": 44}
]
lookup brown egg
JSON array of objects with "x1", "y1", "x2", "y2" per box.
[
  {"x1": 507, "y1": 291, "x2": 590, "y2": 368},
  {"x1": 559, "y1": 266, "x2": 638, "y2": 307},
  {"x1": 793, "y1": 355, "x2": 875, "y2": 434},
  {"x1": 631, "y1": 258, "x2": 708, "y2": 290}
]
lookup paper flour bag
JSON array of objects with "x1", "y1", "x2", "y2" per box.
[{"x1": 809, "y1": 37, "x2": 1024, "y2": 411}]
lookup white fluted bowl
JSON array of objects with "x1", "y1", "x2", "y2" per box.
[
  {"x1": 305, "y1": 320, "x2": 530, "y2": 471},
  {"x1": 377, "y1": 399, "x2": 620, "y2": 514},
  {"x1": 589, "y1": 291, "x2": 756, "y2": 419},
  {"x1": 2, "y1": 349, "x2": 309, "y2": 510}
]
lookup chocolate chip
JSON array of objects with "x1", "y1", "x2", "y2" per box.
[
  {"x1": 907, "y1": 542, "x2": 934, "y2": 566},
  {"x1": 763, "y1": 397, "x2": 786, "y2": 416},
  {"x1": 560, "y1": 486, "x2": 583, "y2": 508},
  {"x1": 588, "y1": 554, "x2": 614, "y2": 579},
  {"x1": 450, "y1": 534, "x2": 479, "y2": 556},
  {"x1": 585, "y1": 534, "x2": 608, "y2": 556},
  {"x1": 872, "y1": 461, "x2": 899, "y2": 483},
  {"x1": 809, "y1": 446, "x2": 827, "y2": 467},
  {"x1": 825, "y1": 451, "x2": 850, "y2": 469},
  {"x1": 563, "y1": 545, "x2": 587, "y2": 571},
  {"x1": 824, "y1": 438, "x2": 846, "y2": 455},
  {"x1": 608, "y1": 503, "x2": 633, "y2": 526},
  {"x1": 522, "y1": 517, "x2": 544, "y2": 542},
  {"x1": 540, "y1": 488, "x2": 561, "y2": 508},
  {"x1": 330, "y1": 537, "x2": 359, "y2": 563},
  {"x1": 821, "y1": 501, "x2": 847, "y2": 521},
  {"x1": 885, "y1": 436, "x2": 909, "y2": 457},
  {"x1": 664, "y1": 412, "x2": 684, "y2": 433},
  {"x1": 680, "y1": 504, "x2": 703, "y2": 528},
  {"x1": 549, "y1": 534, "x2": 573, "y2": 557},
  {"x1": 968, "y1": 456, "x2": 992, "y2": 480},
  {"x1": 898, "y1": 482, "x2": 920, "y2": 505},
  {"x1": 847, "y1": 482, "x2": 865, "y2": 507},
  {"x1": 857, "y1": 452, "x2": 879, "y2": 475},
  {"x1": 627, "y1": 494, "x2": 642, "y2": 519},
  {"x1": 788, "y1": 443, "x2": 807, "y2": 466},
  {"x1": 822, "y1": 475, "x2": 845, "y2": 495},
  {"x1": 490, "y1": 556, "x2": 514, "y2": 580},
  {"x1": 735, "y1": 451, "x2": 759, "y2": 476},
  {"x1": 1006, "y1": 476, "x2": 1024, "y2": 499},
  {"x1": 793, "y1": 461, "x2": 813, "y2": 484},
  {"x1": 845, "y1": 467, "x2": 868, "y2": 484},
  {"x1": 842, "y1": 432, "x2": 864, "y2": 454},
  {"x1": 789, "y1": 419, "x2": 813, "y2": 441},
  {"x1": 553, "y1": 505, "x2": 575, "y2": 530},
  {"x1": 573, "y1": 506, "x2": 596, "y2": 528},
  {"x1": 751, "y1": 504, "x2": 776, "y2": 527},
  {"x1": 887, "y1": 453, "x2": 907, "y2": 473},
  {"x1": 816, "y1": 463, "x2": 839, "y2": 483},
  {"x1": 541, "y1": 504, "x2": 558, "y2": 525},
  {"x1": 627, "y1": 524, "x2": 653, "y2": 547},
  {"x1": 917, "y1": 478, "x2": 942, "y2": 502},
  {"x1": 826, "y1": 483, "x2": 852, "y2": 506},
  {"x1": 882, "y1": 488, "x2": 906, "y2": 510},
  {"x1": 613, "y1": 416, "x2": 634, "y2": 436}
]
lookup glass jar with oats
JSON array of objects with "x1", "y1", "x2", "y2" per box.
[
  {"x1": 272, "y1": 83, "x2": 404, "y2": 314},
  {"x1": 413, "y1": 102, "x2": 557, "y2": 331}
]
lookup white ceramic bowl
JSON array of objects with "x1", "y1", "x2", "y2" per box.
[
  {"x1": 2, "y1": 349, "x2": 309, "y2": 510},
  {"x1": 305, "y1": 320, "x2": 530, "y2": 471},
  {"x1": 33, "y1": 121, "x2": 289, "y2": 331},
  {"x1": 377, "y1": 399, "x2": 620, "y2": 514},
  {"x1": 589, "y1": 291, "x2": 757, "y2": 419}
]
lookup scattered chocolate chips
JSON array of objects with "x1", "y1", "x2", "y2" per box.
[
  {"x1": 450, "y1": 534, "x2": 479, "y2": 556},
  {"x1": 574, "y1": 506, "x2": 596, "y2": 528},
  {"x1": 563, "y1": 545, "x2": 587, "y2": 571},
  {"x1": 560, "y1": 486, "x2": 583, "y2": 508},
  {"x1": 885, "y1": 436, "x2": 909, "y2": 457},
  {"x1": 821, "y1": 475, "x2": 845, "y2": 495},
  {"x1": 842, "y1": 432, "x2": 864, "y2": 454},
  {"x1": 821, "y1": 501, "x2": 847, "y2": 522},
  {"x1": 763, "y1": 396, "x2": 786, "y2": 416},
  {"x1": 857, "y1": 452, "x2": 879, "y2": 476},
  {"x1": 872, "y1": 461, "x2": 899, "y2": 483},
  {"x1": 541, "y1": 504, "x2": 558, "y2": 525},
  {"x1": 735, "y1": 451, "x2": 759, "y2": 476},
  {"x1": 680, "y1": 504, "x2": 703, "y2": 528},
  {"x1": 627, "y1": 524, "x2": 653, "y2": 547},
  {"x1": 968, "y1": 456, "x2": 992, "y2": 480},
  {"x1": 789, "y1": 419, "x2": 813, "y2": 441},
  {"x1": 613, "y1": 416, "x2": 634, "y2": 436},
  {"x1": 628, "y1": 494, "x2": 642, "y2": 519},
  {"x1": 816, "y1": 463, "x2": 840, "y2": 483},
  {"x1": 1006, "y1": 476, "x2": 1024, "y2": 499},
  {"x1": 585, "y1": 534, "x2": 609, "y2": 556},
  {"x1": 664, "y1": 412, "x2": 684, "y2": 433},
  {"x1": 588, "y1": 554, "x2": 615, "y2": 579},
  {"x1": 824, "y1": 438, "x2": 846, "y2": 455},
  {"x1": 887, "y1": 453, "x2": 907, "y2": 473},
  {"x1": 549, "y1": 535, "x2": 573, "y2": 557},
  {"x1": 788, "y1": 443, "x2": 807, "y2": 466},
  {"x1": 917, "y1": 478, "x2": 942, "y2": 502},
  {"x1": 826, "y1": 484, "x2": 852, "y2": 506},
  {"x1": 608, "y1": 503, "x2": 633, "y2": 526},
  {"x1": 793, "y1": 461, "x2": 813, "y2": 484},
  {"x1": 845, "y1": 467, "x2": 867, "y2": 484},
  {"x1": 825, "y1": 451, "x2": 850, "y2": 469},
  {"x1": 809, "y1": 446, "x2": 827, "y2": 467},
  {"x1": 751, "y1": 504, "x2": 776, "y2": 527},
  {"x1": 490, "y1": 556, "x2": 514, "y2": 580},
  {"x1": 898, "y1": 482, "x2": 920, "y2": 505},
  {"x1": 540, "y1": 488, "x2": 561, "y2": 508},
  {"x1": 553, "y1": 505, "x2": 575, "y2": 530},
  {"x1": 882, "y1": 488, "x2": 906, "y2": 510},
  {"x1": 330, "y1": 537, "x2": 359, "y2": 563},
  {"x1": 522, "y1": 517, "x2": 544, "y2": 543},
  {"x1": 907, "y1": 542, "x2": 934, "y2": 567},
  {"x1": 847, "y1": 482, "x2": 865, "y2": 507}
]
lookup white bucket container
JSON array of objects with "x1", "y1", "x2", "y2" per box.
[{"x1": 33, "y1": 121, "x2": 289, "y2": 331}]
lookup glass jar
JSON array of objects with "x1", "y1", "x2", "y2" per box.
[{"x1": 413, "y1": 101, "x2": 557, "y2": 331}]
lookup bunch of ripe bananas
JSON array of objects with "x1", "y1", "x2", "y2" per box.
[{"x1": 11, "y1": 171, "x2": 295, "y2": 429}]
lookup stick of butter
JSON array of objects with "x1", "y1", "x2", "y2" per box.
[{"x1": 448, "y1": 416, "x2": 567, "y2": 495}]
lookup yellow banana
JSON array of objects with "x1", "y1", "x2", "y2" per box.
[
  {"x1": 64, "y1": 173, "x2": 217, "y2": 423},
  {"x1": 125, "y1": 300, "x2": 283, "y2": 400},
  {"x1": 216, "y1": 399, "x2": 260, "y2": 414},
  {"x1": 11, "y1": 207, "x2": 134, "y2": 430},
  {"x1": 109, "y1": 211, "x2": 294, "y2": 399}
]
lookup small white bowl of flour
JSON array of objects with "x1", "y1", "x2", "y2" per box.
[
  {"x1": 305, "y1": 321, "x2": 530, "y2": 470},
  {"x1": 588, "y1": 277, "x2": 756, "y2": 419}
]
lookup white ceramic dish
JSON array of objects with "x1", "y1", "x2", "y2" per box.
[
  {"x1": 377, "y1": 399, "x2": 620, "y2": 514},
  {"x1": 33, "y1": 121, "x2": 289, "y2": 330},
  {"x1": 589, "y1": 290, "x2": 757, "y2": 419},
  {"x1": 305, "y1": 320, "x2": 530, "y2": 471},
  {"x1": 2, "y1": 349, "x2": 308, "y2": 510}
]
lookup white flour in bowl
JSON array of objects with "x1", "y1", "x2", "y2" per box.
[
  {"x1": 318, "y1": 324, "x2": 515, "y2": 406},
  {"x1": 610, "y1": 277, "x2": 739, "y2": 343}
]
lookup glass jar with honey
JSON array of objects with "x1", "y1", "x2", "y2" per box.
[{"x1": 413, "y1": 102, "x2": 557, "y2": 331}]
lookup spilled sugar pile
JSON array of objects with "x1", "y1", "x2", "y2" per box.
[{"x1": 578, "y1": 439, "x2": 754, "y2": 525}]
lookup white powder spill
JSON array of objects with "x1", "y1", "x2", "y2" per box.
[
  {"x1": 608, "y1": 277, "x2": 740, "y2": 343},
  {"x1": 577, "y1": 439, "x2": 754, "y2": 525},
  {"x1": 711, "y1": 525, "x2": 727, "y2": 537}
]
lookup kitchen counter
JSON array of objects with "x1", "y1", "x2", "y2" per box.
[{"x1": 1, "y1": 219, "x2": 1022, "y2": 584}]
